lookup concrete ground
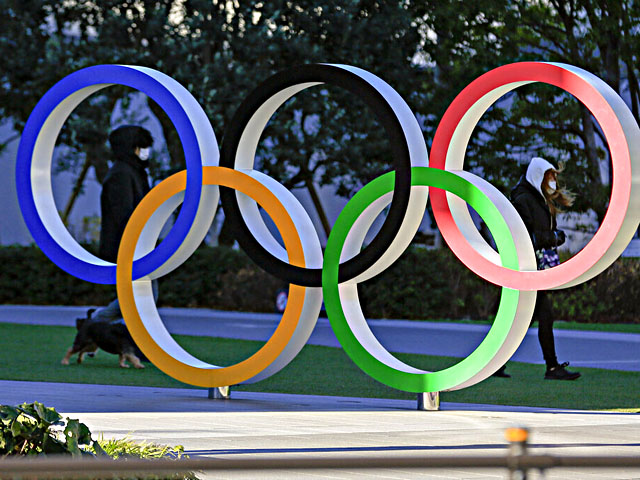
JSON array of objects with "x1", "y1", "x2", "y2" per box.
[
  {"x1": 1, "y1": 306, "x2": 640, "y2": 479},
  {"x1": 2, "y1": 380, "x2": 640, "y2": 479}
]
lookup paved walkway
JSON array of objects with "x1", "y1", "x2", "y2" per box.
[
  {"x1": 2, "y1": 380, "x2": 640, "y2": 479},
  {"x1": 2, "y1": 306, "x2": 640, "y2": 478}
]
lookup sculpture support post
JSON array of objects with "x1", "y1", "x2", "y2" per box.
[
  {"x1": 417, "y1": 392, "x2": 440, "y2": 411},
  {"x1": 208, "y1": 386, "x2": 230, "y2": 399}
]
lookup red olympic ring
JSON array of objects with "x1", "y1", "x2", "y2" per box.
[{"x1": 430, "y1": 62, "x2": 640, "y2": 291}]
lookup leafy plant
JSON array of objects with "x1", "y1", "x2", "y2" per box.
[
  {"x1": 98, "y1": 437, "x2": 198, "y2": 480},
  {"x1": 0, "y1": 402, "x2": 198, "y2": 479},
  {"x1": 99, "y1": 436, "x2": 188, "y2": 460},
  {"x1": 0, "y1": 401, "x2": 105, "y2": 457}
]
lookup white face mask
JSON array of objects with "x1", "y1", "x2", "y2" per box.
[
  {"x1": 548, "y1": 180, "x2": 557, "y2": 191},
  {"x1": 138, "y1": 147, "x2": 151, "y2": 161}
]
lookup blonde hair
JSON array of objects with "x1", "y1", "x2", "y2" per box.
[{"x1": 542, "y1": 162, "x2": 575, "y2": 217}]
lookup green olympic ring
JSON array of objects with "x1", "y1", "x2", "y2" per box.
[{"x1": 323, "y1": 167, "x2": 535, "y2": 393}]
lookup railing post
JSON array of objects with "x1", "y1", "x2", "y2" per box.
[{"x1": 506, "y1": 426, "x2": 530, "y2": 479}]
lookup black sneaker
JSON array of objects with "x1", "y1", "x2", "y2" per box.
[
  {"x1": 492, "y1": 365, "x2": 511, "y2": 378},
  {"x1": 544, "y1": 362, "x2": 581, "y2": 380}
]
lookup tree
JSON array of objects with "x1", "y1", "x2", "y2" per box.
[
  {"x1": 412, "y1": 0, "x2": 640, "y2": 227},
  {"x1": 245, "y1": 1, "x2": 423, "y2": 238},
  {"x1": 1, "y1": 0, "x2": 425, "y2": 243},
  {"x1": 138, "y1": 0, "x2": 424, "y2": 241},
  {"x1": 9, "y1": 1, "x2": 636, "y2": 244},
  {"x1": 1, "y1": 0, "x2": 139, "y2": 222},
  {"x1": 506, "y1": 0, "x2": 640, "y2": 224}
]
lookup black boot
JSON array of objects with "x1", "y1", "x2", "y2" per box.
[
  {"x1": 544, "y1": 362, "x2": 580, "y2": 380},
  {"x1": 492, "y1": 365, "x2": 510, "y2": 378}
]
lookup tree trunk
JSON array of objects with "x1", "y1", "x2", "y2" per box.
[
  {"x1": 61, "y1": 154, "x2": 92, "y2": 224},
  {"x1": 304, "y1": 177, "x2": 331, "y2": 242},
  {"x1": 60, "y1": 92, "x2": 117, "y2": 220},
  {"x1": 147, "y1": 98, "x2": 185, "y2": 171},
  {"x1": 217, "y1": 214, "x2": 236, "y2": 246},
  {"x1": 625, "y1": 61, "x2": 640, "y2": 123},
  {"x1": 581, "y1": 105, "x2": 607, "y2": 225}
]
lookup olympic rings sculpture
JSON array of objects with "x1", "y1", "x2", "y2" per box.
[{"x1": 16, "y1": 62, "x2": 640, "y2": 393}]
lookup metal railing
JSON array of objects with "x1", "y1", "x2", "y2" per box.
[
  {"x1": 1, "y1": 428, "x2": 639, "y2": 479},
  {"x1": 2, "y1": 452, "x2": 640, "y2": 479}
]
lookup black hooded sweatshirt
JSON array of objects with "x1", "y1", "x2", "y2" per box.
[{"x1": 99, "y1": 128, "x2": 151, "y2": 263}]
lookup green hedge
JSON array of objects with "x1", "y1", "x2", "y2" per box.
[
  {"x1": 0, "y1": 244, "x2": 282, "y2": 312},
  {"x1": 0, "y1": 245, "x2": 638, "y2": 323},
  {"x1": 550, "y1": 257, "x2": 640, "y2": 323},
  {"x1": 358, "y1": 247, "x2": 499, "y2": 320},
  {"x1": 0, "y1": 245, "x2": 114, "y2": 306},
  {"x1": 359, "y1": 247, "x2": 640, "y2": 323}
]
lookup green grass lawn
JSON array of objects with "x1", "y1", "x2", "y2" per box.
[{"x1": 1, "y1": 322, "x2": 638, "y2": 411}]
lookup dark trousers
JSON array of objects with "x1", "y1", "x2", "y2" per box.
[{"x1": 532, "y1": 291, "x2": 558, "y2": 368}]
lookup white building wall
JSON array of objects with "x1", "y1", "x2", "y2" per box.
[
  {"x1": 0, "y1": 122, "x2": 32, "y2": 245},
  {"x1": 2, "y1": 120, "x2": 99, "y2": 246}
]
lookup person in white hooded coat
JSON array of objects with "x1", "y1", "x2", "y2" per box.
[{"x1": 508, "y1": 157, "x2": 581, "y2": 380}]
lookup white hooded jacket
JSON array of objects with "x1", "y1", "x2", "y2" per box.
[{"x1": 525, "y1": 156, "x2": 556, "y2": 200}]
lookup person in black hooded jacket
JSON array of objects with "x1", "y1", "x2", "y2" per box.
[
  {"x1": 509, "y1": 156, "x2": 580, "y2": 381},
  {"x1": 91, "y1": 125, "x2": 157, "y2": 323},
  {"x1": 98, "y1": 125, "x2": 153, "y2": 262}
]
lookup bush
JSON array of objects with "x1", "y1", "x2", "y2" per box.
[
  {"x1": 1, "y1": 244, "x2": 639, "y2": 323},
  {"x1": 0, "y1": 246, "x2": 114, "y2": 306},
  {"x1": 358, "y1": 247, "x2": 500, "y2": 320},
  {"x1": 0, "y1": 401, "x2": 102, "y2": 456},
  {"x1": 158, "y1": 245, "x2": 281, "y2": 311},
  {"x1": 552, "y1": 257, "x2": 640, "y2": 323},
  {"x1": 0, "y1": 402, "x2": 197, "y2": 479},
  {"x1": 0, "y1": 244, "x2": 282, "y2": 313}
]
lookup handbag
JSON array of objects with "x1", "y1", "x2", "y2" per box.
[{"x1": 536, "y1": 247, "x2": 560, "y2": 270}]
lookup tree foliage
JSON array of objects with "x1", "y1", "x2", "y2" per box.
[
  {"x1": 2, "y1": 0, "x2": 639, "y2": 235},
  {"x1": 413, "y1": 0, "x2": 640, "y2": 226},
  {"x1": 0, "y1": 401, "x2": 103, "y2": 456},
  {"x1": 1, "y1": 1, "x2": 423, "y2": 237}
]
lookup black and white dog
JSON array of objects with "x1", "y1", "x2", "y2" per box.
[{"x1": 61, "y1": 309, "x2": 146, "y2": 369}]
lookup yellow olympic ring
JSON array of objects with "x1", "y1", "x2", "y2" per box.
[{"x1": 116, "y1": 166, "x2": 308, "y2": 387}]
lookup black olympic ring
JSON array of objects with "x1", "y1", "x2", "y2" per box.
[{"x1": 220, "y1": 64, "x2": 413, "y2": 286}]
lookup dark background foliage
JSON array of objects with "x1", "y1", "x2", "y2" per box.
[
  {"x1": 2, "y1": 245, "x2": 638, "y2": 323},
  {"x1": 2, "y1": 1, "x2": 640, "y2": 322},
  {"x1": 3, "y1": 1, "x2": 638, "y2": 231}
]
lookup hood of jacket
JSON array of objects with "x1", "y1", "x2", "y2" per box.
[
  {"x1": 525, "y1": 156, "x2": 556, "y2": 199},
  {"x1": 108, "y1": 125, "x2": 153, "y2": 169}
]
